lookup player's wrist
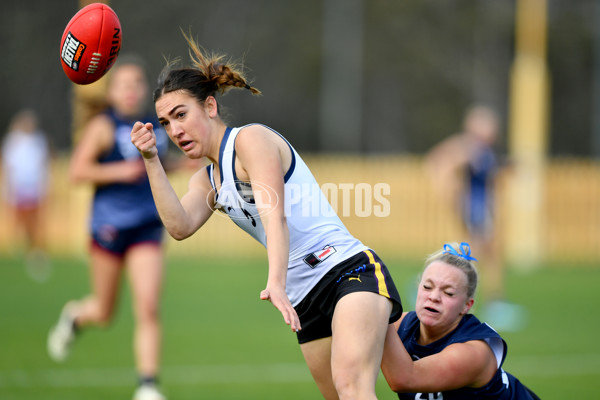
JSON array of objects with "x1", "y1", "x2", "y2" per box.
[
  {"x1": 141, "y1": 150, "x2": 160, "y2": 161},
  {"x1": 265, "y1": 279, "x2": 286, "y2": 291}
]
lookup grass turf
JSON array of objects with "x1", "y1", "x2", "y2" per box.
[{"x1": 0, "y1": 252, "x2": 598, "y2": 399}]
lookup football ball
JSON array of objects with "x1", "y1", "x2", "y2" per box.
[{"x1": 59, "y1": 3, "x2": 122, "y2": 85}]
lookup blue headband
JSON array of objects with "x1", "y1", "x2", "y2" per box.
[{"x1": 442, "y1": 242, "x2": 478, "y2": 261}]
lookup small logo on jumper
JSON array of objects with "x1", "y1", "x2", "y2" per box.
[
  {"x1": 336, "y1": 264, "x2": 367, "y2": 283},
  {"x1": 61, "y1": 32, "x2": 86, "y2": 71},
  {"x1": 303, "y1": 245, "x2": 336, "y2": 269}
]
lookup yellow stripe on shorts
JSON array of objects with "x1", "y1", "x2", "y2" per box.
[{"x1": 365, "y1": 250, "x2": 390, "y2": 298}]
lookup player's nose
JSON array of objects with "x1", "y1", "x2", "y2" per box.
[{"x1": 170, "y1": 121, "x2": 184, "y2": 138}]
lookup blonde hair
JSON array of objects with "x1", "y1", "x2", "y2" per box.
[{"x1": 424, "y1": 242, "x2": 479, "y2": 298}]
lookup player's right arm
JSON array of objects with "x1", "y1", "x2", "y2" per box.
[
  {"x1": 381, "y1": 316, "x2": 497, "y2": 393},
  {"x1": 70, "y1": 114, "x2": 147, "y2": 185},
  {"x1": 131, "y1": 121, "x2": 213, "y2": 240}
]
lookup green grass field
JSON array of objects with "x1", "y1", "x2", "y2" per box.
[{"x1": 1, "y1": 252, "x2": 599, "y2": 399}]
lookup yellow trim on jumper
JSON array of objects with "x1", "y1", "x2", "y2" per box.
[{"x1": 365, "y1": 250, "x2": 390, "y2": 298}]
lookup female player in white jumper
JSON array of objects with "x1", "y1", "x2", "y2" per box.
[{"x1": 130, "y1": 33, "x2": 402, "y2": 400}]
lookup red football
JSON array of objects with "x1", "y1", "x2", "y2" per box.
[{"x1": 59, "y1": 3, "x2": 122, "y2": 85}]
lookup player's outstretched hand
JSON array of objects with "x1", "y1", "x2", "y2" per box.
[
  {"x1": 260, "y1": 286, "x2": 301, "y2": 333},
  {"x1": 131, "y1": 121, "x2": 158, "y2": 159}
]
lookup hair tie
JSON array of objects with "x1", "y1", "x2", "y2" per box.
[
  {"x1": 442, "y1": 242, "x2": 477, "y2": 261},
  {"x1": 244, "y1": 83, "x2": 252, "y2": 90}
]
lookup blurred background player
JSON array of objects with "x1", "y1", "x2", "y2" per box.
[
  {"x1": 425, "y1": 105, "x2": 526, "y2": 331},
  {"x1": 47, "y1": 56, "x2": 171, "y2": 400},
  {"x1": 381, "y1": 242, "x2": 540, "y2": 399},
  {"x1": 1, "y1": 109, "x2": 51, "y2": 282}
]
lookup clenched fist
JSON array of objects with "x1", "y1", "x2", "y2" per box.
[{"x1": 131, "y1": 121, "x2": 158, "y2": 159}]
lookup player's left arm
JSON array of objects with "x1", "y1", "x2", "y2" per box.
[
  {"x1": 382, "y1": 334, "x2": 498, "y2": 392},
  {"x1": 235, "y1": 125, "x2": 300, "y2": 333}
]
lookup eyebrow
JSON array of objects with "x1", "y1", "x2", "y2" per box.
[
  {"x1": 423, "y1": 278, "x2": 457, "y2": 289},
  {"x1": 158, "y1": 104, "x2": 185, "y2": 122}
]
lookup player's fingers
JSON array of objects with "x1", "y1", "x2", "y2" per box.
[
  {"x1": 290, "y1": 309, "x2": 301, "y2": 332},
  {"x1": 277, "y1": 308, "x2": 291, "y2": 327},
  {"x1": 131, "y1": 123, "x2": 149, "y2": 144},
  {"x1": 260, "y1": 289, "x2": 300, "y2": 331},
  {"x1": 131, "y1": 121, "x2": 145, "y2": 135},
  {"x1": 277, "y1": 300, "x2": 298, "y2": 330},
  {"x1": 260, "y1": 289, "x2": 270, "y2": 300},
  {"x1": 286, "y1": 306, "x2": 300, "y2": 332},
  {"x1": 131, "y1": 123, "x2": 156, "y2": 149},
  {"x1": 133, "y1": 134, "x2": 152, "y2": 151},
  {"x1": 269, "y1": 295, "x2": 291, "y2": 326}
]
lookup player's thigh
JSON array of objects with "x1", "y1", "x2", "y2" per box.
[{"x1": 331, "y1": 291, "x2": 392, "y2": 372}]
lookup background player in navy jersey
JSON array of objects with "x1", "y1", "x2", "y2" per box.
[
  {"x1": 48, "y1": 56, "x2": 171, "y2": 400},
  {"x1": 425, "y1": 105, "x2": 525, "y2": 331},
  {"x1": 381, "y1": 242, "x2": 539, "y2": 399},
  {"x1": 130, "y1": 33, "x2": 402, "y2": 400}
]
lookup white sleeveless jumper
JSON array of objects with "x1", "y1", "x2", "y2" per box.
[{"x1": 207, "y1": 124, "x2": 367, "y2": 306}]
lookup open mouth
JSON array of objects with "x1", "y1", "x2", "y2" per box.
[
  {"x1": 179, "y1": 140, "x2": 193, "y2": 151},
  {"x1": 425, "y1": 307, "x2": 439, "y2": 313}
]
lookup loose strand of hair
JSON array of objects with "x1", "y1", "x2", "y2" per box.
[{"x1": 180, "y1": 29, "x2": 261, "y2": 96}]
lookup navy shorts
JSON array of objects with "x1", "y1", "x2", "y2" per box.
[
  {"x1": 294, "y1": 249, "x2": 402, "y2": 344},
  {"x1": 91, "y1": 219, "x2": 164, "y2": 256}
]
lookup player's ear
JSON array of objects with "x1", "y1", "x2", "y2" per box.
[
  {"x1": 204, "y1": 96, "x2": 218, "y2": 118},
  {"x1": 461, "y1": 298, "x2": 474, "y2": 315}
]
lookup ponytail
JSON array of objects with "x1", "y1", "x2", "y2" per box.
[{"x1": 153, "y1": 31, "x2": 260, "y2": 104}]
